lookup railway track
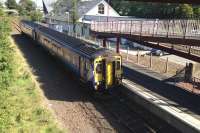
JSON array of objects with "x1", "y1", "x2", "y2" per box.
[
  {"x1": 77, "y1": 84, "x2": 180, "y2": 133},
  {"x1": 99, "y1": 95, "x2": 156, "y2": 133},
  {"x1": 78, "y1": 93, "x2": 155, "y2": 133},
  {"x1": 12, "y1": 21, "x2": 21, "y2": 32},
  {"x1": 78, "y1": 102, "x2": 116, "y2": 133},
  {"x1": 99, "y1": 88, "x2": 180, "y2": 133}
]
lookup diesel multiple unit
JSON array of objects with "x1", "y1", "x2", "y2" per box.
[{"x1": 20, "y1": 20, "x2": 122, "y2": 91}]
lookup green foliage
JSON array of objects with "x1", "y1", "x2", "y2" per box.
[
  {"x1": 5, "y1": 0, "x2": 18, "y2": 9},
  {"x1": 176, "y1": 4, "x2": 193, "y2": 18},
  {"x1": 0, "y1": 18, "x2": 63, "y2": 133},
  {"x1": 111, "y1": 1, "x2": 197, "y2": 19},
  {"x1": 193, "y1": 7, "x2": 200, "y2": 17},
  {"x1": 0, "y1": 8, "x2": 5, "y2": 16},
  {"x1": 0, "y1": 18, "x2": 13, "y2": 89},
  {"x1": 52, "y1": 0, "x2": 80, "y2": 14},
  {"x1": 18, "y1": 0, "x2": 36, "y2": 16},
  {"x1": 0, "y1": 19, "x2": 11, "y2": 36},
  {"x1": 30, "y1": 10, "x2": 43, "y2": 22},
  {"x1": 111, "y1": 1, "x2": 131, "y2": 16}
]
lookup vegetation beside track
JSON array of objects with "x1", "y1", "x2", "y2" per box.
[{"x1": 0, "y1": 18, "x2": 63, "y2": 133}]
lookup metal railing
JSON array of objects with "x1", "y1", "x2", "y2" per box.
[
  {"x1": 91, "y1": 19, "x2": 200, "y2": 40},
  {"x1": 193, "y1": 77, "x2": 200, "y2": 90}
]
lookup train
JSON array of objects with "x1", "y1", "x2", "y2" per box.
[{"x1": 20, "y1": 20, "x2": 122, "y2": 92}]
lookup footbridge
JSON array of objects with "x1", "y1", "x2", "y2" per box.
[{"x1": 90, "y1": 19, "x2": 200, "y2": 62}]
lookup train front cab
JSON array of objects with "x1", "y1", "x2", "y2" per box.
[{"x1": 94, "y1": 56, "x2": 122, "y2": 91}]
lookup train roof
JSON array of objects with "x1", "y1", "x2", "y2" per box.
[{"x1": 21, "y1": 20, "x2": 119, "y2": 59}]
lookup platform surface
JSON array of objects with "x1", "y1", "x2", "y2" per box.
[{"x1": 122, "y1": 61, "x2": 200, "y2": 133}]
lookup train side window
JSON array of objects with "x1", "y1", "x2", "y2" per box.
[
  {"x1": 86, "y1": 61, "x2": 90, "y2": 70},
  {"x1": 116, "y1": 61, "x2": 120, "y2": 70},
  {"x1": 73, "y1": 56, "x2": 75, "y2": 65},
  {"x1": 96, "y1": 63, "x2": 102, "y2": 73}
]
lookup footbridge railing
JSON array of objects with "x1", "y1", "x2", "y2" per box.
[{"x1": 91, "y1": 19, "x2": 200, "y2": 41}]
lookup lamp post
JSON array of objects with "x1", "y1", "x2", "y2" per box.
[{"x1": 65, "y1": 11, "x2": 70, "y2": 35}]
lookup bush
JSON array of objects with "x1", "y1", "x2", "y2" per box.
[
  {"x1": 0, "y1": 17, "x2": 63, "y2": 133},
  {"x1": 0, "y1": 18, "x2": 14, "y2": 89},
  {"x1": 30, "y1": 10, "x2": 43, "y2": 22},
  {"x1": 193, "y1": 7, "x2": 200, "y2": 17},
  {"x1": 0, "y1": 8, "x2": 5, "y2": 16}
]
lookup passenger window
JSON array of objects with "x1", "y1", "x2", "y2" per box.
[
  {"x1": 116, "y1": 61, "x2": 120, "y2": 70},
  {"x1": 86, "y1": 61, "x2": 90, "y2": 70},
  {"x1": 96, "y1": 64, "x2": 102, "y2": 73}
]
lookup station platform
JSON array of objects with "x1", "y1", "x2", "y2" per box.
[{"x1": 122, "y1": 61, "x2": 200, "y2": 133}]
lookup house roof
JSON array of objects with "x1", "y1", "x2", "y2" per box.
[
  {"x1": 45, "y1": 0, "x2": 119, "y2": 23},
  {"x1": 76, "y1": 0, "x2": 102, "y2": 18},
  {"x1": 83, "y1": 15, "x2": 136, "y2": 22},
  {"x1": 55, "y1": 0, "x2": 104, "y2": 18}
]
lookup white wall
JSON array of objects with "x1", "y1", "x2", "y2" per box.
[{"x1": 85, "y1": 0, "x2": 120, "y2": 17}]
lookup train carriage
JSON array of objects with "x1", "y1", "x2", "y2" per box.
[{"x1": 20, "y1": 20, "x2": 122, "y2": 91}]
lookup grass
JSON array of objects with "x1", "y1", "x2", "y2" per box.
[{"x1": 0, "y1": 18, "x2": 64, "y2": 133}]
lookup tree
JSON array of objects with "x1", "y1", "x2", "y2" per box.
[
  {"x1": 18, "y1": 0, "x2": 36, "y2": 16},
  {"x1": 177, "y1": 4, "x2": 193, "y2": 18},
  {"x1": 110, "y1": 1, "x2": 196, "y2": 19},
  {"x1": 5, "y1": 0, "x2": 18, "y2": 9},
  {"x1": 193, "y1": 7, "x2": 200, "y2": 17},
  {"x1": 111, "y1": 0, "x2": 131, "y2": 15},
  {"x1": 30, "y1": 10, "x2": 43, "y2": 22}
]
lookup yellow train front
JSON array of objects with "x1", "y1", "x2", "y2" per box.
[
  {"x1": 20, "y1": 20, "x2": 122, "y2": 92},
  {"x1": 93, "y1": 53, "x2": 122, "y2": 91}
]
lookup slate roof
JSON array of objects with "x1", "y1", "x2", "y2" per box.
[
  {"x1": 83, "y1": 15, "x2": 136, "y2": 22},
  {"x1": 45, "y1": 0, "x2": 104, "y2": 22},
  {"x1": 76, "y1": 0, "x2": 102, "y2": 18}
]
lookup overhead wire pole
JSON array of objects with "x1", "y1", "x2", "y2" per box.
[
  {"x1": 65, "y1": 11, "x2": 70, "y2": 35},
  {"x1": 72, "y1": 0, "x2": 78, "y2": 36}
]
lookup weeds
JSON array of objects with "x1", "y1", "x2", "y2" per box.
[{"x1": 0, "y1": 18, "x2": 63, "y2": 133}]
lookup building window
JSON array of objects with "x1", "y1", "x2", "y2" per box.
[{"x1": 98, "y1": 3, "x2": 104, "y2": 14}]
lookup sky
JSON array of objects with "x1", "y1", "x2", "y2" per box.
[{"x1": 1, "y1": 0, "x2": 56, "y2": 10}]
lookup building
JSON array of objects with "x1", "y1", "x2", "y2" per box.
[
  {"x1": 45, "y1": 0, "x2": 121, "y2": 35},
  {"x1": 76, "y1": 0, "x2": 120, "y2": 23}
]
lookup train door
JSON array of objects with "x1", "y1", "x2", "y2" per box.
[{"x1": 105, "y1": 60, "x2": 115, "y2": 87}]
